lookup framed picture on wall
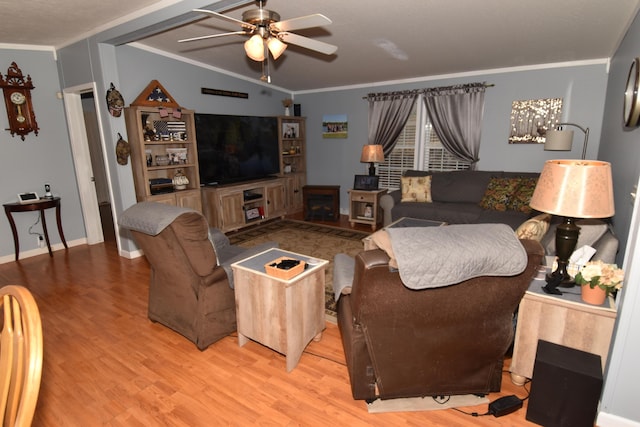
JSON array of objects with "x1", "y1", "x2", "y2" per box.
[
  {"x1": 322, "y1": 114, "x2": 348, "y2": 138},
  {"x1": 508, "y1": 97, "x2": 563, "y2": 144}
]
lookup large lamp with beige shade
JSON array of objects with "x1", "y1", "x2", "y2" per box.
[
  {"x1": 529, "y1": 160, "x2": 615, "y2": 295},
  {"x1": 360, "y1": 144, "x2": 384, "y2": 176}
]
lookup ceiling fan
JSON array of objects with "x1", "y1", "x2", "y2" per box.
[{"x1": 179, "y1": 1, "x2": 338, "y2": 83}]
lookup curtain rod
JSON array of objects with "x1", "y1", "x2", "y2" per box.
[{"x1": 362, "y1": 82, "x2": 494, "y2": 100}]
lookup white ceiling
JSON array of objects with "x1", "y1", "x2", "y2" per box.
[{"x1": 2, "y1": 0, "x2": 640, "y2": 92}]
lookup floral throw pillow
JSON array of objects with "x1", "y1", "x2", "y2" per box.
[
  {"x1": 508, "y1": 177, "x2": 538, "y2": 213},
  {"x1": 479, "y1": 177, "x2": 521, "y2": 211},
  {"x1": 401, "y1": 175, "x2": 433, "y2": 203}
]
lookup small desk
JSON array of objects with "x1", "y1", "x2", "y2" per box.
[
  {"x1": 3, "y1": 197, "x2": 68, "y2": 260},
  {"x1": 231, "y1": 248, "x2": 328, "y2": 372},
  {"x1": 509, "y1": 271, "x2": 617, "y2": 385}
]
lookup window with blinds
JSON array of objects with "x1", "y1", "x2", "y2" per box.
[
  {"x1": 423, "y1": 123, "x2": 472, "y2": 172},
  {"x1": 378, "y1": 98, "x2": 470, "y2": 190}
]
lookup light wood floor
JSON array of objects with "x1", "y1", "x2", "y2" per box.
[{"x1": 0, "y1": 215, "x2": 538, "y2": 426}]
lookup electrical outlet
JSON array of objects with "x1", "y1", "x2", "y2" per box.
[{"x1": 38, "y1": 235, "x2": 44, "y2": 248}]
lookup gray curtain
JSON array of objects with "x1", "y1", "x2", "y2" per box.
[
  {"x1": 423, "y1": 83, "x2": 486, "y2": 169},
  {"x1": 366, "y1": 91, "x2": 418, "y2": 157}
]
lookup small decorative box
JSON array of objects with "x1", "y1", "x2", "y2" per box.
[{"x1": 264, "y1": 257, "x2": 306, "y2": 280}]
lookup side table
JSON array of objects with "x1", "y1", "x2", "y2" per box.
[
  {"x1": 509, "y1": 273, "x2": 617, "y2": 385},
  {"x1": 3, "y1": 197, "x2": 68, "y2": 261},
  {"x1": 348, "y1": 189, "x2": 386, "y2": 231},
  {"x1": 231, "y1": 248, "x2": 329, "y2": 372}
]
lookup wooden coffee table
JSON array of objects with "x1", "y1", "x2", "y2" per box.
[{"x1": 231, "y1": 248, "x2": 329, "y2": 372}]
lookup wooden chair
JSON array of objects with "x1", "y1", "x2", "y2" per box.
[{"x1": 0, "y1": 285, "x2": 43, "y2": 426}]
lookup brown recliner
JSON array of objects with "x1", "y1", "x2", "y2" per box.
[
  {"x1": 337, "y1": 239, "x2": 544, "y2": 401},
  {"x1": 119, "y1": 202, "x2": 275, "y2": 350}
]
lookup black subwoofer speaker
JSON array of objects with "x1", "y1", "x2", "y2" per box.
[{"x1": 526, "y1": 340, "x2": 603, "y2": 427}]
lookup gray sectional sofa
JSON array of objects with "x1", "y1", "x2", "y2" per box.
[
  {"x1": 380, "y1": 170, "x2": 540, "y2": 230},
  {"x1": 379, "y1": 169, "x2": 619, "y2": 263}
]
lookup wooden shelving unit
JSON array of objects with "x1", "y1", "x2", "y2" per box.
[
  {"x1": 278, "y1": 116, "x2": 306, "y2": 213},
  {"x1": 200, "y1": 116, "x2": 307, "y2": 232},
  {"x1": 124, "y1": 106, "x2": 202, "y2": 211}
]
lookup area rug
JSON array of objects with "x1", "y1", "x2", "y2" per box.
[
  {"x1": 228, "y1": 219, "x2": 370, "y2": 318},
  {"x1": 367, "y1": 395, "x2": 489, "y2": 413}
]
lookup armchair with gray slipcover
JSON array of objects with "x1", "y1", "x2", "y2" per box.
[
  {"x1": 119, "y1": 202, "x2": 276, "y2": 350},
  {"x1": 334, "y1": 224, "x2": 544, "y2": 401}
]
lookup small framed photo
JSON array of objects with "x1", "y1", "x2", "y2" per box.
[
  {"x1": 166, "y1": 147, "x2": 187, "y2": 165},
  {"x1": 245, "y1": 207, "x2": 260, "y2": 221},
  {"x1": 282, "y1": 123, "x2": 299, "y2": 139},
  {"x1": 364, "y1": 204, "x2": 373, "y2": 218}
]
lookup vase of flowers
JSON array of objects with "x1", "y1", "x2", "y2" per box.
[
  {"x1": 282, "y1": 98, "x2": 293, "y2": 116},
  {"x1": 574, "y1": 260, "x2": 624, "y2": 305}
]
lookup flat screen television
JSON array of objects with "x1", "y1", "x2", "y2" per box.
[{"x1": 195, "y1": 114, "x2": 280, "y2": 186}]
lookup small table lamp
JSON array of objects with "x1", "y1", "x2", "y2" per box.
[
  {"x1": 360, "y1": 144, "x2": 384, "y2": 176},
  {"x1": 529, "y1": 160, "x2": 615, "y2": 295}
]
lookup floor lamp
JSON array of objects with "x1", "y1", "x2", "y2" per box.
[
  {"x1": 529, "y1": 160, "x2": 615, "y2": 295},
  {"x1": 545, "y1": 122, "x2": 590, "y2": 159}
]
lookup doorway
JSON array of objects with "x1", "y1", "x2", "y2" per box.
[
  {"x1": 80, "y1": 92, "x2": 115, "y2": 242},
  {"x1": 63, "y1": 83, "x2": 118, "y2": 249}
]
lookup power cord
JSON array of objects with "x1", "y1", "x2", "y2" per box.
[
  {"x1": 451, "y1": 377, "x2": 531, "y2": 418},
  {"x1": 28, "y1": 215, "x2": 44, "y2": 243}
]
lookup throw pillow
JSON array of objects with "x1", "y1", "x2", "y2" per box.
[
  {"x1": 370, "y1": 229, "x2": 399, "y2": 269},
  {"x1": 515, "y1": 213, "x2": 551, "y2": 241},
  {"x1": 509, "y1": 177, "x2": 538, "y2": 213},
  {"x1": 401, "y1": 175, "x2": 432, "y2": 203},
  {"x1": 478, "y1": 177, "x2": 521, "y2": 211}
]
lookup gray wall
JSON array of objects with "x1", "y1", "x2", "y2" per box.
[
  {"x1": 295, "y1": 63, "x2": 609, "y2": 215},
  {"x1": 0, "y1": 48, "x2": 85, "y2": 259},
  {"x1": 597, "y1": 7, "x2": 640, "y2": 425}
]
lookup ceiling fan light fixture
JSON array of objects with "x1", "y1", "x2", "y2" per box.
[
  {"x1": 244, "y1": 34, "x2": 265, "y2": 61},
  {"x1": 267, "y1": 37, "x2": 287, "y2": 60}
]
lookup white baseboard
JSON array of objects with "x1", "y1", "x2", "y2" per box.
[
  {"x1": 118, "y1": 248, "x2": 143, "y2": 259},
  {"x1": 597, "y1": 412, "x2": 640, "y2": 427},
  {"x1": 0, "y1": 238, "x2": 87, "y2": 264}
]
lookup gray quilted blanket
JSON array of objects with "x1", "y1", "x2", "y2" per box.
[
  {"x1": 387, "y1": 223, "x2": 527, "y2": 289},
  {"x1": 119, "y1": 201, "x2": 195, "y2": 236}
]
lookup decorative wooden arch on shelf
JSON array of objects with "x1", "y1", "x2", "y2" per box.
[{"x1": 130, "y1": 80, "x2": 181, "y2": 108}]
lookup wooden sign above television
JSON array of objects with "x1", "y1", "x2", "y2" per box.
[{"x1": 201, "y1": 87, "x2": 249, "y2": 99}]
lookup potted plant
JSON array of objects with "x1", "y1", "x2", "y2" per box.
[
  {"x1": 282, "y1": 98, "x2": 293, "y2": 116},
  {"x1": 574, "y1": 260, "x2": 624, "y2": 305}
]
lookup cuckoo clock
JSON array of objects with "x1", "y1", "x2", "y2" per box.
[{"x1": 0, "y1": 62, "x2": 39, "y2": 140}]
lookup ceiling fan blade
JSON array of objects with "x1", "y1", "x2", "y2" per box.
[
  {"x1": 279, "y1": 32, "x2": 337, "y2": 55},
  {"x1": 178, "y1": 31, "x2": 248, "y2": 43},
  {"x1": 193, "y1": 8, "x2": 256, "y2": 31},
  {"x1": 271, "y1": 14, "x2": 332, "y2": 32}
]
